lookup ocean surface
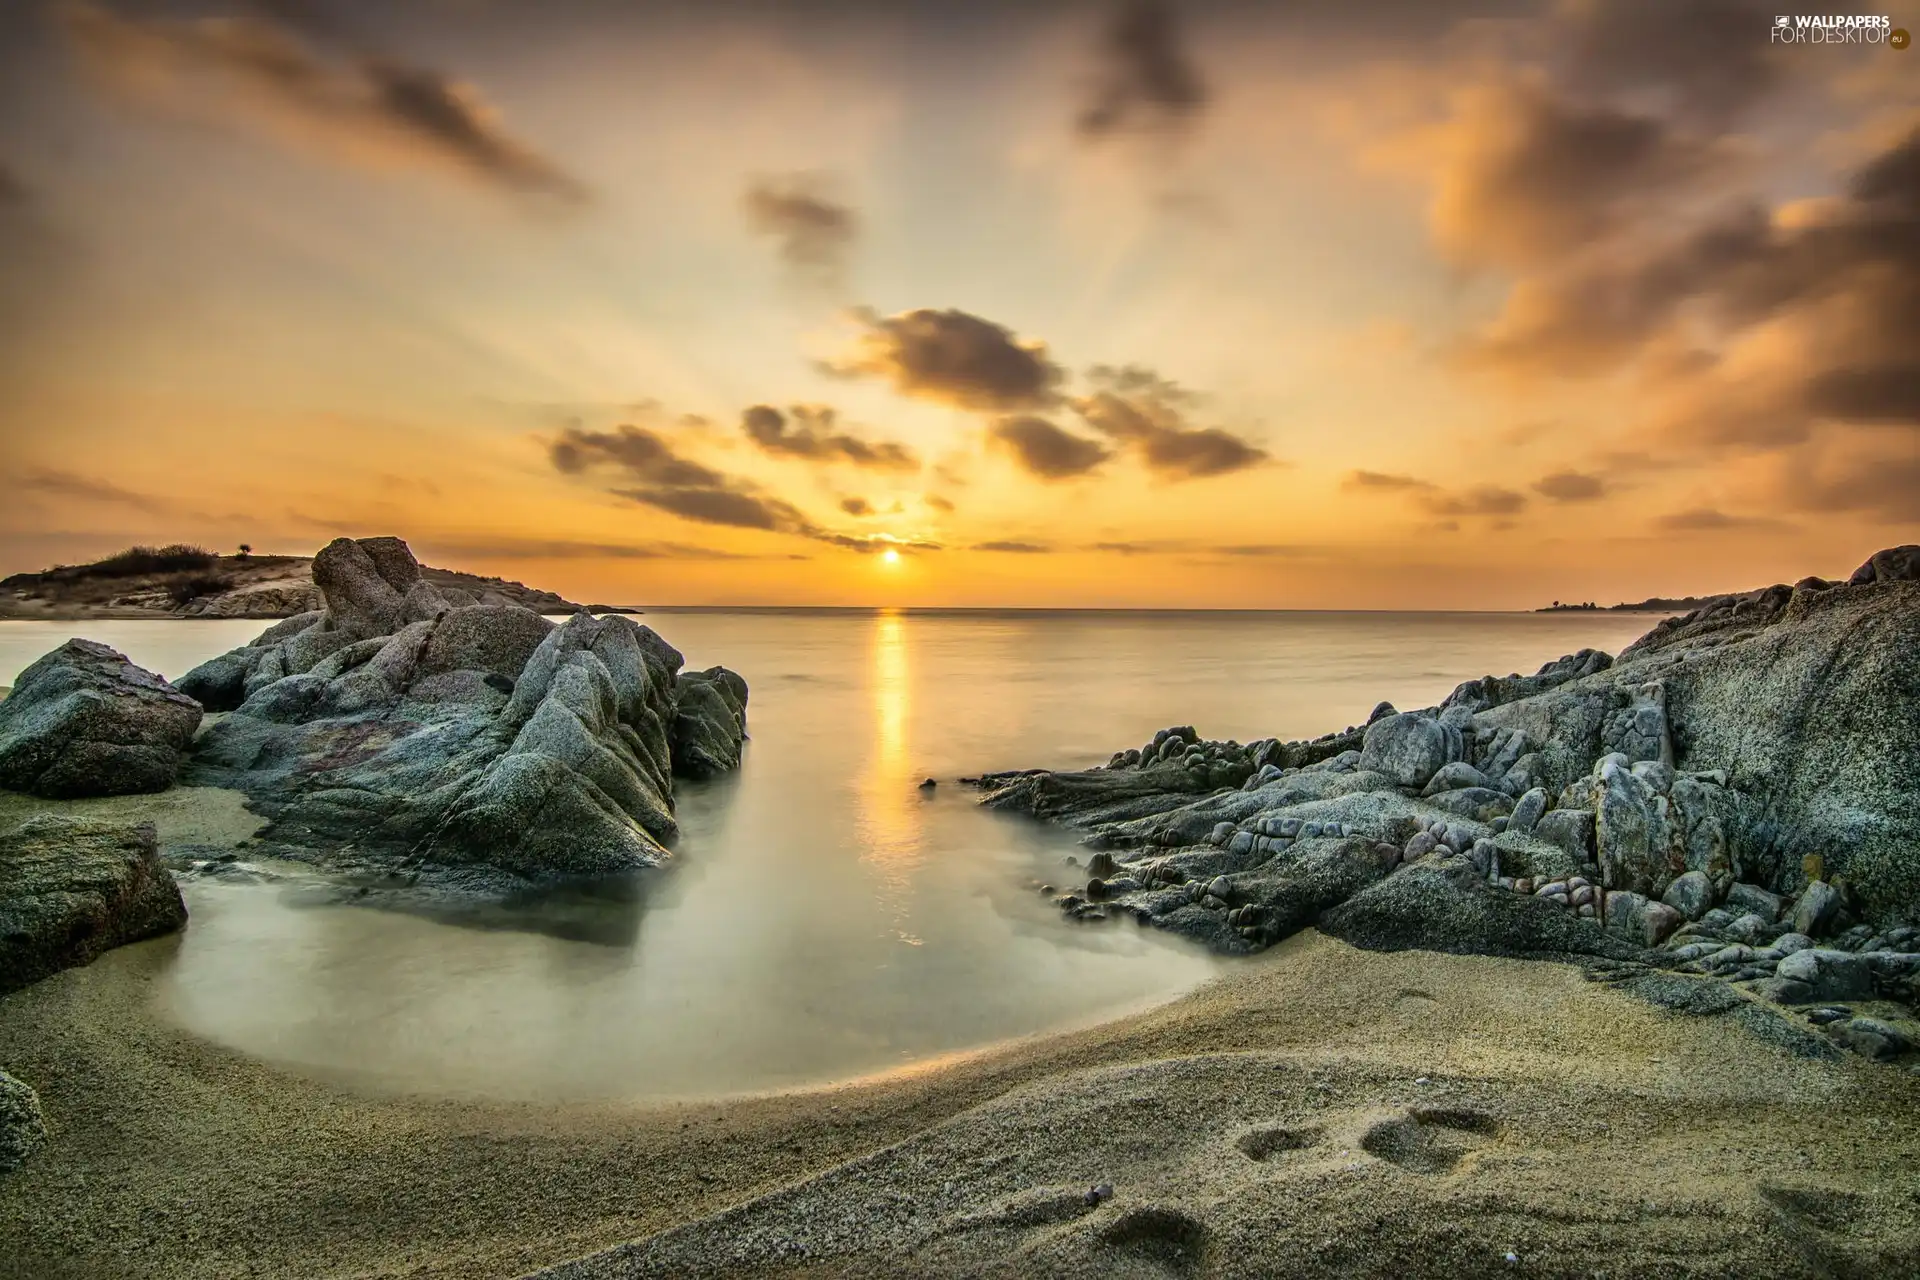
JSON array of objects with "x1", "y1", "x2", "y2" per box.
[{"x1": 0, "y1": 609, "x2": 1662, "y2": 1102}]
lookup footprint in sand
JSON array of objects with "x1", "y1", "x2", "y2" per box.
[
  {"x1": 1235, "y1": 1124, "x2": 1324, "y2": 1162},
  {"x1": 1360, "y1": 1107, "x2": 1503, "y2": 1175}
]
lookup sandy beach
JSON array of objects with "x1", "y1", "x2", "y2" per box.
[{"x1": 4, "y1": 912, "x2": 1918, "y2": 1279}]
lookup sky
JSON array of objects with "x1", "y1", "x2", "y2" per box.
[{"x1": 0, "y1": 0, "x2": 1915, "y2": 608}]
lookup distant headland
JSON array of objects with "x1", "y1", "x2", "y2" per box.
[{"x1": 0, "y1": 543, "x2": 637, "y2": 621}]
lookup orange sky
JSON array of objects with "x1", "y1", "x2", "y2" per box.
[{"x1": 0, "y1": 0, "x2": 1914, "y2": 608}]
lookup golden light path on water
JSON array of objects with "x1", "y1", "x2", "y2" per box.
[{"x1": 858, "y1": 610, "x2": 925, "y2": 946}]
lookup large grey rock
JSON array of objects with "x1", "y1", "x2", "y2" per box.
[
  {"x1": 1533, "y1": 808, "x2": 1595, "y2": 861},
  {"x1": 0, "y1": 1069, "x2": 46, "y2": 1176},
  {"x1": 1848, "y1": 544, "x2": 1920, "y2": 584},
  {"x1": 1791, "y1": 880, "x2": 1841, "y2": 937},
  {"x1": 1319, "y1": 863, "x2": 1638, "y2": 961},
  {"x1": 1357, "y1": 713, "x2": 1461, "y2": 789},
  {"x1": 1725, "y1": 882, "x2": 1784, "y2": 921},
  {"x1": 176, "y1": 537, "x2": 747, "y2": 888},
  {"x1": 0, "y1": 816, "x2": 187, "y2": 993},
  {"x1": 1775, "y1": 948, "x2": 1873, "y2": 1002},
  {"x1": 0, "y1": 640, "x2": 202, "y2": 798},
  {"x1": 1420, "y1": 760, "x2": 1494, "y2": 797},
  {"x1": 670, "y1": 667, "x2": 749, "y2": 780},
  {"x1": 1662, "y1": 870, "x2": 1715, "y2": 921},
  {"x1": 1507, "y1": 786, "x2": 1548, "y2": 834}
]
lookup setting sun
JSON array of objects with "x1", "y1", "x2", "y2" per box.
[{"x1": 881, "y1": 548, "x2": 901, "y2": 566}]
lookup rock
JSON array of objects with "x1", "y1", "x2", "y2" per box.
[
  {"x1": 0, "y1": 1069, "x2": 47, "y2": 1176},
  {"x1": 1357, "y1": 713, "x2": 1461, "y2": 789},
  {"x1": 1662, "y1": 871, "x2": 1715, "y2": 922},
  {"x1": 1791, "y1": 880, "x2": 1841, "y2": 937},
  {"x1": 1209, "y1": 822, "x2": 1234, "y2": 845},
  {"x1": 1319, "y1": 863, "x2": 1639, "y2": 961},
  {"x1": 1426, "y1": 787, "x2": 1515, "y2": 822},
  {"x1": 1593, "y1": 756, "x2": 1667, "y2": 897},
  {"x1": 1827, "y1": 1016, "x2": 1909, "y2": 1060},
  {"x1": 1508, "y1": 787, "x2": 1548, "y2": 834},
  {"x1": 1847, "y1": 544, "x2": 1920, "y2": 584},
  {"x1": 1533, "y1": 808, "x2": 1595, "y2": 861},
  {"x1": 180, "y1": 540, "x2": 748, "y2": 887},
  {"x1": 1771, "y1": 932, "x2": 1815, "y2": 956},
  {"x1": 1724, "y1": 883, "x2": 1784, "y2": 921},
  {"x1": 1366, "y1": 701, "x2": 1397, "y2": 725},
  {"x1": 1421, "y1": 760, "x2": 1495, "y2": 797},
  {"x1": 0, "y1": 640, "x2": 202, "y2": 798},
  {"x1": 670, "y1": 666, "x2": 750, "y2": 779},
  {"x1": 1774, "y1": 949, "x2": 1873, "y2": 1002},
  {"x1": 0, "y1": 816, "x2": 187, "y2": 994},
  {"x1": 1207, "y1": 876, "x2": 1232, "y2": 900},
  {"x1": 1403, "y1": 831, "x2": 1437, "y2": 862},
  {"x1": 919, "y1": 777, "x2": 937, "y2": 790},
  {"x1": 1602, "y1": 890, "x2": 1684, "y2": 946}
]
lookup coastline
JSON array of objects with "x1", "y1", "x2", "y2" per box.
[{"x1": 4, "y1": 920, "x2": 1917, "y2": 1279}]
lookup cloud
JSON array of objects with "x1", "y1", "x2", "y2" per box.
[
  {"x1": 1070, "y1": 365, "x2": 1267, "y2": 480},
  {"x1": 612, "y1": 485, "x2": 815, "y2": 534},
  {"x1": 1560, "y1": 0, "x2": 1783, "y2": 125},
  {"x1": 550, "y1": 424, "x2": 728, "y2": 489},
  {"x1": 743, "y1": 174, "x2": 856, "y2": 288},
  {"x1": 923, "y1": 494, "x2": 955, "y2": 513},
  {"x1": 1418, "y1": 75, "x2": 1717, "y2": 273},
  {"x1": 419, "y1": 536, "x2": 766, "y2": 562},
  {"x1": 972, "y1": 540, "x2": 1051, "y2": 553},
  {"x1": 739, "y1": 403, "x2": 918, "y2": 470},
  {"x1": 1343, "y1": 470, "x2": 1435, "y2": 492},
  {"x1": 0, "y1": 162, "x2": 26, "y2": 206},
  {"x1": 1531, "y1": 470, "x2": 1605, "y2": 502},
  {"x1": 58, "y1": 1, "x2": 585, "y2": 203},
  {"x1": 839, "y1": 497, "x2": 873, "y2": 516},
  {"x1": 18, "y1": 467, "x2": 173, "y2": 516},
  {"x1": 1344, "y1": 469, "x2": 1527, "y2": 518},
  {"x1": 987, "y1": 415, "x2": 1112, "y2": 480},
  {"x1": 1653, "y1": 507, "x2": 1794, "y2": 532},
  {"x1": 821, "y1": 307, "x2": 1065, "y2": 412},
  {"x1": 1077, "y1": 1, "x2": 1208, "y2": 140},
  {"x1": 1433, "y1": 486, "x2": 1528, "y2": 516}
]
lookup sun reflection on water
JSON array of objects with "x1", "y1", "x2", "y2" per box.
[{"x1": 857, "y1": 609, "x2": 925, "y2": 945}]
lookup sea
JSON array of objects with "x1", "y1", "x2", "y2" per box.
[{"x1": 0, "y1": 608, "x2": 1661, "y2": 1101}]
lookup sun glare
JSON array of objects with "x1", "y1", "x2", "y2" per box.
[{"x1": 882, "y1": 548, "x2": 901, "y2": 565}]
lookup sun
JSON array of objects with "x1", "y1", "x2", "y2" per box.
[{"x1": 881, "y1": 548, "x2": 902, "y2": 565}]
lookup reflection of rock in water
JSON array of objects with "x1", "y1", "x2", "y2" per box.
[{"x1": 277, "y1": 874, "x2": 655, "y2": 949}]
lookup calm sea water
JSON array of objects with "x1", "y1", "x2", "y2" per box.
[{"x1": 0, "y1": 609, "x2": 1660, "y2": 1101}]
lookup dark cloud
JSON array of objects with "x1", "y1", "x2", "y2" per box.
[
  {"x1": 1429, "y1": 77, "x2": 1715, "y2": 272},
  {"x1": 1802, "y1": 363, "x2": 1920, "y2": 425},
  {"x1": 1653, "y1": 507, "x2": 1794, "y2": 532},
  {"x1": 550, "y1": 425, "x2": 728, "y2": 488},
  {"x1": 839, "y1": 496, "x2": 873, "y2": 516},
  {"x1": 924, "y1": 494, "x2": 955, "y2": 513},
  {"x1": 58, "y1": 1, "x2": 586, "y2": 203},
  {"x1": 1559, "y1": 0, "x2": 1782, "y2": 125},
  {"x1": 1071, "y1": 365, "x2": 1267, "y2": 480},
  {"x1": 1077, "y1": 1, "x2": 1208, "y2": 140},
  {"x1": 1434, "y1": 486, "x2": 1528, "y2": 516},
  {"x1": 740, "y1": 403, "x2": 919, "y2": 470},
  {"x1": 1211, "y1": 544, "x2": 1319, "y2": 557},
  {"x1": 1091, "y1": 540, "x2": 1158, "y2": 555},
  {"x1": 972, "y1": 540, "x2": 1051, "y2": 553},
  {"x1": 1774, "y1": 449, "x2": 1920, "y2": 520},
  {"x1": 1343, "y1": 470, "x2": 1435, "y2": 492},
  {"x1": 613, "y1": 485, "x2": 814, "y2": 534},
  {"x1": 18, "y1": 467, "x2": 173, "y2": 515},
  {"x1": 743, "y1": 175, "x2": 856, "y2": 287},
  {"x1": 822, "y1": 307, "x2": 1065, "y2": 411},
  {"x1": 987, "y1": 415, "x2": 1112, "y2": 480},
  {"x1": 419, "y1": 536, "x2": 766, "y2": 562},
  {"x1": 1531, "y1": 470, "x2": 1605, "y2": 502}
]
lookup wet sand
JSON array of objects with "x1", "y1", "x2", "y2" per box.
[{"x1": 4, "y1": 921, "x2": 1919, "y2": 1279}]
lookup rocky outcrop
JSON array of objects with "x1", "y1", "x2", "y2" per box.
[
  {"x1": 178, "y1": 536, "x2": 747, "y2": 886},
  {"x1": 972, "y1": 548, "x2": 1920, "y2": 1056},
  {"x1": 0, "y1": 640, "x2": 202, "y2": 798},
  {"x1": 0, "y1": 816, "x2": 188, "y2": 994},
  {"x1": 0, "y1": 1069, "x2": 46, "y2": 1176}
]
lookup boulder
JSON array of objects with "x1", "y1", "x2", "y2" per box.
[
  {"x1": 1534, "y1": 808, "x2": 1595, "y2": 861},
  {"x1": 0, "y1": 817, "x2": 187, "y2": 993},
  {"x1": 1420, "y1": 760, "x2": 1494, "y2": 797},
  {"x1": 0, "y1": 1069, "x2": 46, "y2": 1176},
  {"x1": 171, "y1": 537, "x2": 747, "y2": 887},
  {"x1": 670, "y1": 667, "x2": 750, "y2": 780},
  {"x1": 1848, "y1": 544, "x2": 1920, "y2": 584},
  {"x1": 1603, "y1": 890, "x2": 1683, "y2": 946},
  {"x1": 1357, "y1": 713, "x2": 1461, "y2": 789},
  {"x1": 1662, "y1": 870, "x2": 1715, "y2": 921},
  {"x1": 0, "y1": 640, "x2": 202, "y2": 798},
  {"x1": 1791, "y1": 880, "x2": 1841, "y2": 937},
  {"x1": 1775, "y1": 948, "x2": 1873, "y2": 1002},
  {"x1": 1725, "y1": 882, "x2": 1784, "y2": 921},
  {"x1": 1508, "y1": 787, "x2": 1548, "y2": 834}
]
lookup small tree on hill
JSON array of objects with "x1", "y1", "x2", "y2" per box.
[{"x1": 237, "y1": 544, "x2": 252, "y2": 560}]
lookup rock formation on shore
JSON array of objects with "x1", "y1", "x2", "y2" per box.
[
  {"x1": 0, "y1": 816, "x2": 188, "y2": 994},
  {"x1": 170, "y1": 536, "x2": 748, "y2": 884},
  {"x1": 0, "y1": 640, "x2": 203, "y2": 798},
  {"x1": 974, "y1": 546, "x2": 1920, "y2": 1061}
]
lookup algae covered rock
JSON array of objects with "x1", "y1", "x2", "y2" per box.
[
  {"x1": 0, "y1": 640, "x2": 202, "y2": 798},
  {"x1": 0, "y1": 816, "x2": 187, "y2": 994}
]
